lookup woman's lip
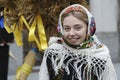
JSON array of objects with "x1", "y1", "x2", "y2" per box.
[
  {"x1": 69, "y1": 38, "x2": 78, "y2": 42},
  {"x1": 69, "y1": 37, "x2": 79, "y2": 40}
]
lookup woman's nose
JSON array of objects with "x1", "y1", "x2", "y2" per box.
[{"x1": 69, "y1": 29, "x2": 75, "y2": 35}]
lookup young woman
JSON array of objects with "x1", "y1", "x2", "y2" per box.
[{"x1": 39, "y1": 4, "x2": 117, "y2": 80}]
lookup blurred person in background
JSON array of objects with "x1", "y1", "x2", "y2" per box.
[{"x1": 0, "y1": 8, "x2": 14, "y2": 80}]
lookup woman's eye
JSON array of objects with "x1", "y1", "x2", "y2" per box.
[
  {"x1": 74, "y1": 26, "x2": 82, "y2": 31},
  {"x1": 63, "y1": 27, "x2": 71, "y2": 32}
]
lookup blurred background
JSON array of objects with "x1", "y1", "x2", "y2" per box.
[{"x1": 0, "y1": 0, "x2": 120, "y2": 80}]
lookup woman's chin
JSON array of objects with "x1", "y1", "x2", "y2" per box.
[
  {"x1": 69, "y1": 41, "x2": 80, "y2": 45},
  {"x1": 68, "y1": 40, "x2": 80, "y2": 45},
  {"x1": 72, "y1": 43, "x2": 80, "y2": 45}
]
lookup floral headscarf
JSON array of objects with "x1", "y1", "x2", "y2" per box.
[{"x1": 57, "y1": 4, "x2": 96, "y2": 37}]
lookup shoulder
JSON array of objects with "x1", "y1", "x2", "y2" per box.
[
  {"x1": 48, "y1": 37, "x2": 63, "y2": 45},
  {"x1": 91, "y1": 35, "x2": 110, "y2": 58},
  {"x1": 93, "y1": 44, "x2": 110, "y2": 59},
  {"x1": 48, "y1": 42, "x2": 63, "y2": 50},
  {"x1": 48, "y1": 37, "x2": 64, "y2": 50},
  {"x1": 44, "y1": 37, "x2": 64, "y2": 56}
]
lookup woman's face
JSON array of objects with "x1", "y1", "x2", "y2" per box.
[{"x1": 63, "y1": 15, "x2": 87, "y2": 45}]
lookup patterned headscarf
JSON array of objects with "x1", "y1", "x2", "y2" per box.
[{"x1": 57, "y1": 4, "x2": 96, "y2": 36}]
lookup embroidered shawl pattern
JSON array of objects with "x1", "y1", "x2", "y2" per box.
[{"x1": 46, "y1": 43, "x2": 107, "y2": 80}]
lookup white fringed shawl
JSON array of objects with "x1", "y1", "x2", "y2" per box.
[{"x1": 39, "y1": 36, "x2": 117, "y2": 80}]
